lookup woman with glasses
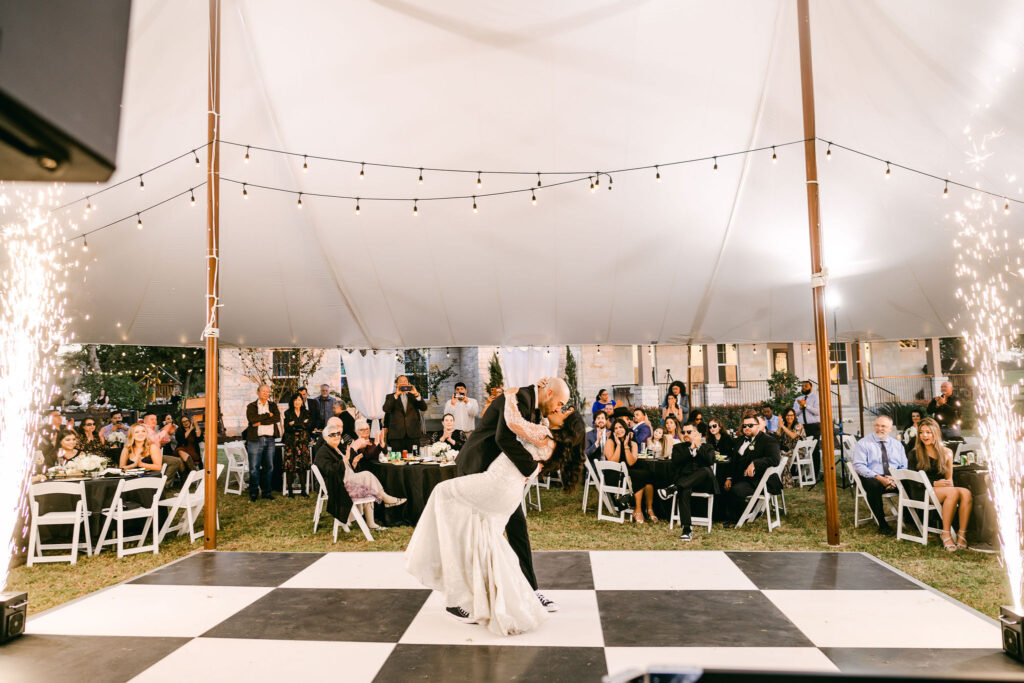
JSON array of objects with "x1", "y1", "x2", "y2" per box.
[
  {"x1": 174, "y1": 415, "x2": 203, "y2": 472},
  {"x1": 706, "y1": 418, "x2": 734, "y2": 455},
  {"x1": 77, "y1": 419, "x2": 107, "y2": 456},
  {"x1": 605, "y1": 418, "x2": 657, "y2": 522},
  {"x1": 314, "y1": 417, "x2": 405, "y2": 530},
  {"x1": 592, "y1": 389, "x2": 617, "y2": 419}
]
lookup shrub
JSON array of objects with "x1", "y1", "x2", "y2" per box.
[
  {"x1": 701, "y1": 403, "x2": 765, "y2": 431},
  {"x1": 77, "y1": 374, "x2": 146, "y2": 411},
  {"x1": 767, "y1": 370, "x2": 800, "y2": 417},
  {"x1": 875, "y1": 401, "x2": 929, "y2": 429}
]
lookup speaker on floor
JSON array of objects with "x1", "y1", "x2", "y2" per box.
[{"x1": 0, "y1": 591, "x2": 27, "y2": 645}]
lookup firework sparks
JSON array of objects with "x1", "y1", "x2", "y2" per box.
[
  {"x1": 953, "y1": 135, "x2": 1024, "y2": 611},
  {"x1": 0, "y1": 185, "x2": 70, "y2": 590}
]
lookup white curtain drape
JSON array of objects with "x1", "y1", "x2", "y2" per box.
[
  {"x1": 499, "y1": 347, "x2": 560, "y2": 388},
  {"x1": 340, "y1": 350, "x2": 397, "y2": 436}
]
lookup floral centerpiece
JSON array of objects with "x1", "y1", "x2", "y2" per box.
[
  {"x1": 428, "y1": 442, "x2": 458, "y2": 463},
  {"x1": 106, "y1": 429, "x2": 126, "y2": 448},
  {"x1": 64, "y1": 453, "x2": 109, "y2": 475}
]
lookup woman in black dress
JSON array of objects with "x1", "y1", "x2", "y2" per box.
[
  {"x1": 604, "y1": 418, "x2": 656, "y2": 523},
  {"x1": 909, "y1": 417, "x2": 972, "y2": 551},
  {"x1": 173, "y1": 415, "x2": 203, "y2": 471},
  {"x1": 706, "y1": 418, "x2": 735, "y2": 455},
  {"x1": 431, "y1": 413, "x2": 466, "y2": 452},
  {"x1": 283, "y1": 393, "x2": 315, "y2": 496},
  {"x1": 77, "y1": 419, "x2": 107, "y2": 456}
]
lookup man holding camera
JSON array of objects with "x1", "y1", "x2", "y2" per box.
[
  {"x1": 927, "y1": 381, "x2": 962, "y2": 440},
  {"x1": 381, "y1": 375, "x2": 428, "y2": 453},
  {"x1": 443, "y1": 381, "x2": 480, "y2": 433}
]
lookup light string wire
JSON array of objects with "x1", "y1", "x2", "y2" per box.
[{"x1": 65, "y1": 184, "x2": 207, "y2": 242}]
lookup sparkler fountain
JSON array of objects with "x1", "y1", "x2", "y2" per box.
[
  {"x1": 952, "y1": 131, "x2": 1024, "y2": 661},
  {"x1": 0, "y1": 186, "x2": 70, "y2": 641}
]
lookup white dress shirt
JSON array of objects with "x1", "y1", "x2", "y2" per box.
[
  {"x1": 257, "y1": 400, "x2": 274, "y2": 437},
  {"x1": 444, "y1": 396, "x2": 480, "y2": 431}
]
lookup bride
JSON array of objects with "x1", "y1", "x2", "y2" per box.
[{"x1": 405, "y1": 387, "x2": 585, "y2": 636}]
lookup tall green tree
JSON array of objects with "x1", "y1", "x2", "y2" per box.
[
  {"x1": 64, "y1": 344, "x2": 206, "y2": 407},
  {"x1": 485, "y1": 352, "x2": 504, "y2": 397},
  {"x1": 564, "y1": 345, "x2": 582, "y2": 409}
]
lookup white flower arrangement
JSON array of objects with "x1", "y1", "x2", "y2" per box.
[
  {"x1": 428, "y1": 442, "x2": 451, "y2": 458},
  {"x1": 65, "y1": 453, "x2": 109, "y2": 473},
  {"x1": 106, "y1": 430, "x2": 126, "y2": 446}
]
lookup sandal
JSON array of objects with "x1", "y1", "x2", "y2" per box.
[
  {"x1": 385, "y1": 497, "x2": 407, "y2": 508},
  {"x1": 956, "y1": 530, "x2": 969, "y2": 550},
  {"x1": 633, "y1": 510, "x2": 645, "y2": 524},
  {"x1": 646, "y1": 509, "x2": 659, "y2": 522},
  {"x1": 940, "y1": 530, "x2": 957, "y2": 552}
]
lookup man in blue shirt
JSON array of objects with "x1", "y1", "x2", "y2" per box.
[
  {"x1": 761, "y1": 405, "x2": 779, "y2": 434},
  {"x1": 794, "y1": 380, "x2": 821, "y2": 475},
  {"x1": 852, "y1": 414, "x2": 907, "y2": 536}
]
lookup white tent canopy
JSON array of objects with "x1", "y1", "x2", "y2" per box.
[{"x1": 47, "y1": 0, "x2": 1024, "y2": 348}]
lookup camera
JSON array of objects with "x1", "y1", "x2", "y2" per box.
[{"x1": 399, "y1": 385, "x2": 413, "y2": 393}]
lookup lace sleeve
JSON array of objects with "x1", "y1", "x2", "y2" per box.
[{"x1": 503, "y1": 390, "x2": 554, "y2": 464}]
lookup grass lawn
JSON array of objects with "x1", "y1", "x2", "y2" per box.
[{"x1": 7, "y1": 481, "x2": 1010, "y2": 618}]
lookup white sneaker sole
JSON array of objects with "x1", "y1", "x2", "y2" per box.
[{"x1": 445, "y1": 609, "x2": 477, "y2": 624}]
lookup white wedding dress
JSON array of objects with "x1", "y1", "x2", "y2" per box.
[{"x1": 405, "y1": 391, "x2": 552, "y2": 636}]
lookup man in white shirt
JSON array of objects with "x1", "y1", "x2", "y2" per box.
[
  {"x1": 443, "y1": 382, "x2": 480, "y2": 432},
  {"x1": 794, "y1": 380, "x2": 821, "y2": 475},
  {"x1": 245, "y1": 384, "x2": 281, "y2": 501}
]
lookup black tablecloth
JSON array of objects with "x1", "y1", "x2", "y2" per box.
[
  {"x1": 367, "y1": 461, "x2": 457, "y2": 526},
  {"x1": 953, "y1": 466, "x2": 997, "y2": 545},
  {"x1": 628, "y1": 458, "x2": 675, "y2": 519}
]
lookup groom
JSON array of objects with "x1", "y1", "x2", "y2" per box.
[{"x1": 456, "y1": 376, "x2": 569, "y2": 613}]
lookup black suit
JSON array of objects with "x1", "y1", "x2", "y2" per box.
[
  {"x1": 457, "y1": 386, "x2": 540, "y2": 590},
  {"x1": 311, "y1": 395, "x2": 336, "y2": 431},
  {"x1": 382, "y1": 392, "x2": 428, "y2": 452},
  {"x1": 725, "y1": 432, "x2": 781, "y2": 521},
  {"x1": 669, "y1": 442, "x2": 717, "y2": 532}
]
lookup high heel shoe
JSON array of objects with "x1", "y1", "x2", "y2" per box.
[
  {"x1": 385, "y1": 497, "x2": 407, "y2": 508},
  {"x1": 941, "y1": 530, "x2": 957, "y2": 552},
  {"x1": 646, "y1": 508, "x2": 658, "y2": 522},
  {"x1": 633, "y1": 510, "x2": 645, "y2": 524},
  {"x1": 956, "y1": 529, "x2": 968, "y2": 550}
]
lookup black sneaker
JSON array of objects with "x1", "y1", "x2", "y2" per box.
[
  {"x1": 249, "y1": 496, "x2": 258, "y2": 503},
  {"x1": 657, "y1": 485, "x2": 677, "y2": 501},
  {"x1": 445, "y1": 606, "x2": 476, "y2": 624},
  {"x1": 536, "y1": 591, "x2": 559, "y2": 612},
  {"x1": 262, "y1": 492, "x2": 275, "y2": 501},
  {"x1": 877, "y1": 524, "x2": 896, "y2": 537},
  {"x1": 679, "y1": 529, "x2": 693, "y2": 541}
]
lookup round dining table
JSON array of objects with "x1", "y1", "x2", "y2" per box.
[{"x1": 366, "y1": 460, "x2": 458, "y2": 526}]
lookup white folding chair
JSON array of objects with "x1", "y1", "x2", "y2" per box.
[
  {"x1": 282, "y1": 469, "x2": 312, "y2": 496},
  {"x1": 27, "y1": 481, "x2": 92, "y2": 566},
  {"x1": 669, "y1": 463, "x2": 716, "y2": 533},
  {"x1": 158, "y1": 464, "x2": 224, "y2": 543},
  {"x1": 95, "y1": 476, "x2": 166, "y2": 557},
  {"x1": 595, "y1": 461, "x2": 633, "y2": 523},
  {"x1": 846, "y1": 460, "x2": 897, "y2": 528},
  {"x1": 892, "y1": 468, "x2": 944, "y2": 545},
  {"x1": 538, "y1": 470, "x2": 562, "y2": 489},
  {"x1": 523, "y1": 474, "x2": 542, "y2": 514},
  {"x1": 310, "y1": 465, "x2": 374, "y2": 542},
  {"x1": 792, "y1": 437, "x2": 818, "y2": 488},
  {"x1": 581, "y1": 457, "x2": 601, "y2": 513},
  {"x1": 735, "y1": 460, "x2": 787, "y2": 532},
  {"x1": 222, "y1": 443, "x2": 248, "y2": 495}
]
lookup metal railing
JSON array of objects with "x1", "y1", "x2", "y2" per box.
[
  {"x1": 947, "y1": 373, "x2": 976, "y2": 402},
  {"x1": 862, "y1": 375, "x2": 932, "y2": 406}
]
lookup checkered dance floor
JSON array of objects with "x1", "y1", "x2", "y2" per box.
[{"x1": 7, "y1": 550, "x2": 1022, "y2": 681}]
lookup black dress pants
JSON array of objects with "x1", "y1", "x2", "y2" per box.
[
  {"x1": 726, "y1": 478, "x2": 757, "y2": 521},
  {"x1": 674, "y1": 469, "x2": 713, "y2": 531},
  {"x1": 859, "y1": 475, "x2": 895, "y2": 529},
  {"x1": 804, "y1": 422, "x2": 822, "y2": 473},
  {"x1": 505, "y1": 504, "x2": 538, "y2": 590}
]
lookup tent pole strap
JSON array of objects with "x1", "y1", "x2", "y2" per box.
[
  {"x1": 203, "y1": 0, "x2": 221, "y2": 551},
  {"x1": 797, "y1": 0, "x2": 840, "y2": 546}
]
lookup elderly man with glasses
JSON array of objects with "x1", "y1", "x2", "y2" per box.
[
  {"x1": 657, "y1": 421, "x2": 719, "y2": 541},
  {"x1": 723, "y1": 409, "x2": 781, "y2": 526}
]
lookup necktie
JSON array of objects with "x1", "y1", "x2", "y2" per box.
[{"x1": 879, "y1": 440, "x2": 891, "y2": 477}]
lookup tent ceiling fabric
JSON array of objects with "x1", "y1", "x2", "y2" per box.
[{"x1": 49, "y1": 0, "x2": 1024, "y2": 348}]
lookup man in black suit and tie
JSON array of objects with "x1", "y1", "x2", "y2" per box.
[
  {"x1": 381, "y1": 375, "x2": 428, "y2": 453},
  {"x1": 658, "y1": 421, "x2": 718, "y2": 541},
  {"x1": 456, "y1": 376, "x2": 569, "y2": 613},
  {"x1": 723, "y1": 409, "x2": 781, "y2": 524},
  {"x1": 311, "y1": 384, "x2": 336, "y2": 431}
]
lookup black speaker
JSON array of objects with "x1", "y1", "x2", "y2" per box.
[
  {"x1": 0, "y1": 591, "x2": 27, "y2": 645},
  {"x1": 1002, "y1": 605, "x2": 1023, "y2": 663}
]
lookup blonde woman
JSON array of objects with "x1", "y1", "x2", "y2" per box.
[
  {"x1": 910, "y1": 418, "x2": 972, "y2": 551},
  {"x1": 647, "y1": 426, "x2": 675, "y2": 461},
  {"x1": 119, "y1": 423, "x2": 163, "y2": 473}
]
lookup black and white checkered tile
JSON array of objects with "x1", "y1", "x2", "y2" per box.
[{"x1": 7, "y1": 550, "x2": 1021, "y2": 682}]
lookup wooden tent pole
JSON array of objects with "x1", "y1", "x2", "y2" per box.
[
  {"x1": 203, "y1": 0, "x2": 221, "y2": 550},
  {"x1": 797, "y1": 0, "x2": 840, "y2": 545},
  {"x1": 855, "y1": 342, "x2": 866, "y2": 438}
]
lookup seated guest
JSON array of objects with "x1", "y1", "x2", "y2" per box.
[
  {"x1": 927, "y1": 381, "x2": 962, "y2": 440},
  {"x1": 662, "y1": 394, "x2": 684, "y2": 425},
  {"x1": 647, "y1": 426, "x2": 674, "y2": 460},
  {"x1": 432, "y1": 413, "x2": 466, "y2": 451},
  {"x1": 604, "y1": 418, "x2": 656, "y2": 523},
  {"x1": 99, "y1": 411, "x2": 129, "y2": 442},
  {"x1": 902, "y1": 408, "x2": 923, "y2": 451},
  {"x1": 662, "y1": 381, "x2": 690, "y2": 423},
  {"x1": 663, "y1": 415, "x2": 683, "y2": 443},
  {"x1": 632, "y1": 408, "x2": 652, "y2": 450},
  {"x1": 348, "y1": 418, "x2": 382, "y2": 472},
  {"x1": 658, "y1": 421, "x2": 718, "y2": 541},
  {"x1": 585, "y1": 411, "x2": 610, "y2": 470},
  {"x1": 706, "y1": 418, "x2": 735, "y2": 455},
  {"x1": 94, "y1": 388, "x2": 110, "y2": 407},
  {"x1": 38, "y1": 410, "x2": 63, "y2": 463},
  {"x1": 332, "y1": 399, "x2": 357, "y2": 439},
  {"x1": 174, "y1": 415, "x2": 203, "y2": 471},
  {"x1": 283, "y1": 393, "x2": 315, "y2": 495},
  {"x1": 53, "y1": 431, "x2": 83, "y2": 467},
  {"x1": 910, "y1": 418, "x2": 972, "y2": 551},
  {"x1": 852, "y1": 415, "x2": 907, "y2": 536},
  {"x1": 723, "y1": 410, "x2": 781, "y2": 524},
  {"x1": 119, "y1": 424, "x2": 163, "y2": 473},
  {"x1": 315, "y1": 417, "x2": 405, "y2": 530},
  {"x1": 591, "y1": 388, "x2": 617, "y2": 418},
  {"x1": 761, "y1": 405, "x2": 779, "y2": 434},
  {"x1": 689, "y1": 410, "x2": 709, "y2": 438},
  {"x1": 77, "y1": 418, "x2": 107, "y2": 456},
  {"x1": 611, "y1": 405, "x2": 632, "y2": 426},
  {"x1": 777, "y1": 407, "x2": 806, "y2": 488},
  {"x1": 143, "y1": 412, "x2": 183, "y2": 484}
]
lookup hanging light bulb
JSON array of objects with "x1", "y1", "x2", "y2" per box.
[
  {"x1": 589, "y1": 177, "x2": 595, "y2": 192},
  {"x1": 771, "y1": 146, "x2": 778, "y2": 164},
  {"x1": 138, "y1": 175, "x2": 145, "y2": 190},
  {"x1": 244, "y1": 146, "x2": 250, "y2": 163},
  {"x1": 82, "y1": 236, "x2": 89, "y2": 252},
  {"x1": 297, "y1": 193, "x2": 303, "y2": 209},
  {"x1": 607, "y1": 175, "x2": 613, "y2": 191},
  {"x1": 418, "y1": 168, "x2": 424, "y2": 184},
  {"x1": 655, "y1": 165, "x2": 661, "y2": 182},
  {"x1": 359, "y1": 162, "x2": 365, "y2": 179},
  {"x1": 885, "y1": 162, "x2": 891, "y2": 179},
  {"x1": 413, "y1": 199, "x2": 418, "y2": 216},
  {"x1": 85, "y1": 197, "x2": 93, "y2": 213},
  {"x1": 536, "y1": 172, "x2": 542, "y2": 187},
  {"x1": 476, "y1": 171, "x2": 482, "y2": 188},
  {"x1": 713, "y1": 157, "x2": 718, "y2": 172},
  {"x1": 531, "y1": 189, "x2": 537, "y2": 206},
  {"x1": 354, "y1": 198, "x2": 360, "y2": 215},
  {"x1": 303, "y1": 155, "x2": 309, "y2": 173},
  {"x1": 189, "y1": 189, "x2": 196, "y2": 206},
  {"x1": 943, "y1": 181, "x2": 949, "y2": 199},
  {"x1": 472, "y1": 196, "x2": 478, "y2": 214},
  {"x1": 594, "y1": 174, "x2": 600, "y2": 187},
  {"x1": 597, "y1": 345, "x2": 601, "y2": 355},
  {"x1": 136, "y1": 213, "x2": 143, "y2": 229},
  {"x1": 242, "y1": 183, "x2": 248, "y2": 198},
  {"x1": 193, "y1": 150, "x2": 201, "y2": 167},
  {"x1": 1005, "y1": 198, "x2": 1011, "y2": 215},
  {"x1": 825, "y1": 143, "x2": 831, "y2": 160}
]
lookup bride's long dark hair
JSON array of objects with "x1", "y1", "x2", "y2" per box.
[{"x1": 541, "y1": 411, "x2": 586, "y2": 493}]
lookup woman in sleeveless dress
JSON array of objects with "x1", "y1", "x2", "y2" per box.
[{"x1": 405, "y1": 388, "x2": 584, "y2": 636}]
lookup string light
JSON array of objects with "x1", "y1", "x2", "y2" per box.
[
  {"x1": 189, "y1": 189, "x2": 196, "y2": 206},
  {"x1": 713, "y1": 157, "x2": 718, "y2": 172},
  {"x1": 244, "y1": 146, "x2": 250, "y2": 163},
  {"x1": 85, "y1": 197, "x2": 92, "y2": 213},
  {"x1": 655, "y1": 166, "x2": 661, "y2": 182},
  {"x1": 476, "y1": 171, "x2": 483, "y2": 188},
  {"x1": 297, "y1": 193, "x2": 303, "y2": 209},
  {"x1": 589, "y1": 177, "x2": 595, "y2": 192},
  {"x1": 537, "y1": 172, "x2": 542, "y2": 187},
  {"x1": 885, "y1": 162, "x2": 891, "y2": 179},
  {"x1": 359, "y1": 162, "x2": 365, "y2": 179},
  {"x1": 826, "y1": 143, "x2": 831, "y2": 160},
  {"x1": 193, "y1": 150, "x2": 200, "y2": 167},
  {"x1": 531, "y1": 189, "x2": 537, "y2": 206},
  {"x1": 943, "y1": 181, "x2": 949, "y2": 199},
  {"x1": 303, "y1": 155, "x2": 309, "y2": 173},
  {"x1": 136, "y1": 213, "x2": 143, "y2": 230},
  {"x1": 418, "y1": 168, "x2": 424, "y2": 184},
  {"x1": 771, "y1": 146, "x2": 778, "y2": 164},
  {"x1": 595, "y1": 174, "x2": 600, "y2": 187},
  {"x1": 82, "y1": 236, "x2": 88, "y2": 252},
  {"x1": 354, "y1": 198, "x2": 360, "y2": 215},
  {"x1": 138, "y1": 175, "x2": 145, "y2": 190},
  {"x1": 242, "y1": 183, "x2": 248, "y2": 198},
  {"x1": 1005, "y1": 198, "x2": 1011, "y2": 215},
  {"x1": 413, "y1": 199, "x2": 418, "y2": 216},
  {"x1": 607, "y1": 175, "x2": 613, "y2": 191},
  {"x1": 472, "y1": 196, "x2": 478, "y2": 213}
]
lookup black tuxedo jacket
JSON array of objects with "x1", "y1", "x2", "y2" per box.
[
  {"x1": 382, "y1": 392, "x2": 428, "y2": 440},
  {"x1": 670, "y1": 441, "x2": 716, "y2": 478},
  {"x1": 456, "y1": 386, "x2": 538, "y2": 478},
  {"x1": 729, "y1": 431, "x2": 781, "y2": 488}
]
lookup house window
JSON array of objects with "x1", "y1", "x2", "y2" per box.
[
  {"x1": 401, "y1": 348, "x2": 430, "y2": 399},
  {"x1": 829, "y1": 343, "x2": 849, "y2": 385},
  {"x1": 898, "y1": 339, "x2": 920, "y2": 350},
  {"x1": 271, "y1": 349, "x2": 300, "y2": 400},
  {"x1": 688, "y1": 345, "x2": 705, "y2": 386},
  {"x1": 717, "y1": 343, "x2": 738, "y2": 388}
]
